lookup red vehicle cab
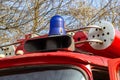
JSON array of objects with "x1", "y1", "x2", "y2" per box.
[{"x1": 0, "y1": 51, "x2": 110, "y2": 80}]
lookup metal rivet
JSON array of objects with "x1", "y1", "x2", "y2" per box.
[
  {"x1": 97, "y1": 34, "x2": 100, "y2": 37},
  {"x1": 77, "y1": 38, "x2": 81, "y2": 41},
  {"x1": 104, "y1": 39, "x2": 106, "y2": 42},
  {"x1": 9, "y1": 53, "x2": 11, "y2": 55},
  {"x1": 107, "y1": 32, "x2": 109, "y2": 35},
  {"x1": 103, "y1": 27, "x2": 106, "y2": 29},
  {"x1": 96, "y1": 29, "x2": 98, "y2": 31},
  {"x1": 102, "y1": 33, "x2": 104, "y2": 36}
]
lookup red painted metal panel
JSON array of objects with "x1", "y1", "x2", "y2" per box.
[{"x1": 0, "y1": 51, "x2": 109, "y2": 68}]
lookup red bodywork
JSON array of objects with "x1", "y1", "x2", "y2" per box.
[
  {"x1": 0, "y1": 51, "x2": 110, "y2": 80},
  {"x1": 106, "y1": 30, "x2": 120, "y2": 56},
  {"x1": 108, "y1": 58, "x2": 120, "y2": 80}
]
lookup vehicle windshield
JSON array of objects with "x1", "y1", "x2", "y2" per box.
[{"x1": 0, "y1": 65, "x2": 87, "y2": 80}]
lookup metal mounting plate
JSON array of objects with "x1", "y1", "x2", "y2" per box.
[{"x1": 88, "y1": 21, "x2": 115, "y2": 50}]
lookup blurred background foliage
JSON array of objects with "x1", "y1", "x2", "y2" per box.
[{"x1": 0, "y1": 0, "x2": 120, "y2": 44}]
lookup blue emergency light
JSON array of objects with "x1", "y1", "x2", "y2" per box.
[{"x1": 49, "y1": 15, "x2": 66, "y2": 35}]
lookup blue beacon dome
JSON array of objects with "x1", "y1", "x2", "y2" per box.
[{"x1": 49, "y1": 15, "x2": 66, "y2": 36}]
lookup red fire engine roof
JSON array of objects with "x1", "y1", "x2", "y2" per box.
[{"x1": 0, "y1": 51, "x2": 109, "y2": 69}]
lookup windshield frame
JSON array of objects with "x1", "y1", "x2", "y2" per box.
[
  {"x1": 118, "y1": 67, "x2": 120, "y2": 80},
  {"x1": 108, "y1": 58, "x2": 120, "y2": 80}
]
